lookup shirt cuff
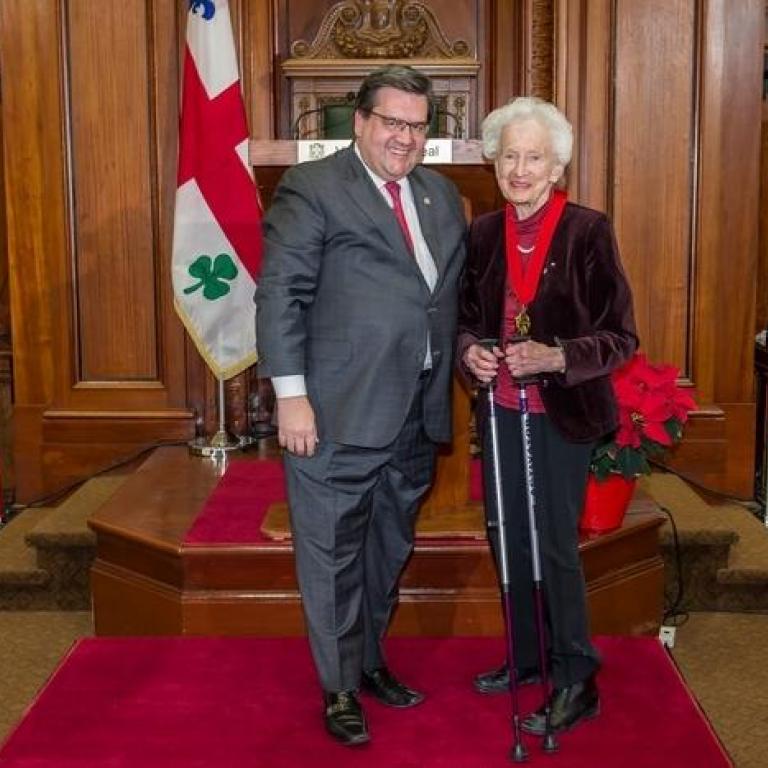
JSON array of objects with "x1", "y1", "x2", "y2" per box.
[{"x1": 272, "y1": 375, "x2": 307, "y2": 399}]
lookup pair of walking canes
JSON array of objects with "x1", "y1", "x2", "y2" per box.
[{"x1": 482, "y1": 339, "x2": 558, "y2": 761}]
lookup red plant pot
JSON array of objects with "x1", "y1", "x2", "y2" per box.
[{"x1": 579, "y1": 474, "x2": 636, "y2": 533}]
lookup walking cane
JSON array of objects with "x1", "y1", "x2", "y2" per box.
[
  {"x1": 516, "y1": 377, "x2": 558, "y2": 754},
  {"x1": 482, "y1": 339, "x2": 528, "y2": 763}
]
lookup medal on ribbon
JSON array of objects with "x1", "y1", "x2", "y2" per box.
[{"x1": 504, "y1": 189, "x2": 567, "y2": 337}]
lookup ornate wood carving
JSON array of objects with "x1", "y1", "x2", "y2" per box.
[
  {"x1": 530, "y1": 0, "x2": 554, "y2": 100},
  {"x1": 290, "y1": 0, "x2": 470, "y2": 60}
]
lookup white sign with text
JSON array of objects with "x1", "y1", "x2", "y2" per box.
[{"x1": 296, "y1": 139, "x2": 453, "y2": 165}]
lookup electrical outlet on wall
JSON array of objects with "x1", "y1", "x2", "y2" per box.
[{"x1": 659, "y1": 626, "x2": 676, "y2": 648}]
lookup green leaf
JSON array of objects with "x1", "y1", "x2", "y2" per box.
[
  {"x1": 188, "y1": 255, "x2": 213, "y2": 279},
  {"x1": 212, "y1": 253, "x2": 238, "y2": 281},
  {"x1": 202, "y1": 279, "x2": 231, "y2": 300},
  {"x1": 184, "y1": 252, "x2": 238, "y2": 301}
]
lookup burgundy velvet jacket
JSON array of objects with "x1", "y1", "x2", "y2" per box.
[{"x1": 457, "y1": 202, "x2": 639, "y2": 443}]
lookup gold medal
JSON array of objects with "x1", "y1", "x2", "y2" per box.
[{"x1": 515, "y1": 306, "x2": 531, "y2": 336}]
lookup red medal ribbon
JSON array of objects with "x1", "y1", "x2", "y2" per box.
[{"x1": 504, "y1": 189, "x2": 567, "y2": 308}]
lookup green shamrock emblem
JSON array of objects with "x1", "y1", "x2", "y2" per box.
[{"x1": 183, "y1": 253, "x2": 238, "y2": 300}]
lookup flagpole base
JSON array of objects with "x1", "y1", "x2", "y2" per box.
[{"x1": 188, "y1": 431, "x2": 254, "y2": 458}]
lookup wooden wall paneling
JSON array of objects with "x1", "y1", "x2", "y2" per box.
[
  {"x1": 67, "y1": 1, "x2": 158, "y2": 382},
  {"x1": 153, "y1": 0, "x2": 190, "y2": 412},
  {"x1": 556, "y1": 0, "x2": 764, "y2": 492},
  {"x1": 0, "y1": 0, "x2": 73, "y2": 499},
  {"x1": 758, "y1": 6, "x2": 768, "y2": 333},
  {"x1": 243, "y1": 0, "x2": 276, "y2": 139},
  {"x1": 0, "y1": 51, "x2": 13, "y2": 500},
  {"x1": 488, "y1": 0, "x2": 525, "y2": 108},
  {"x1": 695, "y1": 0, "x2": 764, "y2": 404},
  {"x1": 0, "y1": 1, "x2": 197, "y2": 501},
  {"x1": 612, "y1": 0, "x2": 696, "y2": 373},
  {"x1": 555, "y1": 0, "x2": 613, "y2": 212},
  {"x1": 759, "y1": 105, "x2": 768, "y2": 332},
  {"x1": 58, "y1": 2, "x2": 194, "y2": 416},
  {"x1": 489, "y1": 0, "x2": 554, "y2": 108}
]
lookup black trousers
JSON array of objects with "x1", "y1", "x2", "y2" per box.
[{"x1": 482, "y1": 404, "x2": 600, "y2": 688}]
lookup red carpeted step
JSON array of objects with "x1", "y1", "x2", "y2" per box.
[
  {"x1": 0, "y1": 636, "x2": 731, "y2": 767},
  {"x1": 183, "y1": 458, "x2": 485, "y2": 546}
]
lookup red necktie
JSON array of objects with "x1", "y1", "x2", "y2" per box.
[{"x1": 384, "y1": 181, "x2": 414, "y2": 254}]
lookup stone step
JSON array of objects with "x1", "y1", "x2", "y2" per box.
[
  {"x1": 0, "y1": 474, "x2": 128, "y2": 610},
  {"x1": 0, "y1": 509, "x2": 53, "y2": 609},
  {"x1": 641, "y1": 473, "x2": 768, "y2": 612},
  {"x1": 0, "y1": 508, "x2": 50, "y2": 587},
  {"x1": 3, "y1": 467, "x2": 766, "y2": 613}
]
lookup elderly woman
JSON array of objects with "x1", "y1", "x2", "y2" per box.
[{"x1": 458, "y1": 97, "x2": 638, "y2": 734}]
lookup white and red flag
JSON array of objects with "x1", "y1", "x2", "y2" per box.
[{"x1": 172, "y1": 0, "x2": 262, "y2": 379}]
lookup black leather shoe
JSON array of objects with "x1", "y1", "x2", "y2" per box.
[
  {"x1": 324, "y1": 691, "x2": 370, "y2": 746},
  {"x1": 521, "y1": 674, "x2": 600, "y2": 735},
  {"x1": 473, "y1": 664, "x2": 541, "y2": 694},
  {"x1": 360, "y1": 666, "x2": 425, "y2": 708}
]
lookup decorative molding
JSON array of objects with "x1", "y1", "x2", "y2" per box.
[
  {"x1": 290, "y1": 0, "x2": 471, "y2": 60},
  {"x1": 530, "y1": 0, "x2": 554, "y2": 100}
]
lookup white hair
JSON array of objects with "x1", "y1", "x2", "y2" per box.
[{"x1": 481, "y1": 97, "x2": 573, "y2": 166}]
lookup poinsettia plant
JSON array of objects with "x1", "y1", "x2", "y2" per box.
[{"x1": 590, "y1": 353, "x2": 697, "y2": 481}]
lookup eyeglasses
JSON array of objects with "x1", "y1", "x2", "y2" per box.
[{"x1": 365, "y1": 109, "x2": 430, "y2": 136}]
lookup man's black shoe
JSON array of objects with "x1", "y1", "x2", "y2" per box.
[
  {"x1": 521, "y1": 674, "x2": 600, "y2": 735},
  {"x1": 323, "y1": 691, "x2": 370, "y2": 746},
  {"x1": 473, "y1": 664, "x2": 541, "y2": 694},
  {"x1": 361, "y1": 666, "x2": 425, "y2": 708}
]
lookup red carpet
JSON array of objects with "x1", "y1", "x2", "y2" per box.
[
  {"x1": 0, "y1": 636, "x2": 730, "y2": 767},
  {"x1": 183, "y1": 459, "x2": 287, "y2": 545},
  {"x1": 183, "y1": 458, "x2": 485, "y2": 546}
]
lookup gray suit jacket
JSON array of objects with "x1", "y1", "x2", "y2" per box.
[{"x1": 255, "y1": 146, "x2": 466, "y2": 448}]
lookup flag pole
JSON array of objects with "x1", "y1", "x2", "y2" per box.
[
  {"x1": 173, "y1": 0, "x2": 263, "y2": 462},
  {"x1": 189, "y1": 376, "x2": 252, "y2": 457}
]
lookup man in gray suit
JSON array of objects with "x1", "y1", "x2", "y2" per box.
[{"x1": 255, "y1": 65, "x2": 466, "y2": 746}]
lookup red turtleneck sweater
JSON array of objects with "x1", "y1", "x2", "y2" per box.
[{"x1": 494, "y1": 196, "x2": 552, "y2": 413}]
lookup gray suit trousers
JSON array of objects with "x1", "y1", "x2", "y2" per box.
[{"x1": 284, "y1": 382, "x2": 436, "y2": 693}]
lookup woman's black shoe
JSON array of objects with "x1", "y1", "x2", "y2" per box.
[
  {"x1": 323, "y1": 691, "x2": 370, "y2": 746},
  {"x1": 472, "y1": 664, "x2": 541, "y2": 694},
  {"x1": 521, "y1": 674, "x2": 600, "y2": 735}
]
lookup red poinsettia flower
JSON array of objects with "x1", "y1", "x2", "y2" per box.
[{"x1": 590, "y1": 353, "x2": 697, "y2": 481}]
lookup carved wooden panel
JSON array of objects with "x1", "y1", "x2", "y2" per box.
[{"x1": 275, "y1": 0, "x2": 485, "y2": 138}]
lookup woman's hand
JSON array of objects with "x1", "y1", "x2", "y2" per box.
[
  {"x1": 504, "y1": 340, "x2": 565, "y2": 378},
  {"x1": 463, "y1": 342, "x2": 503, "y2": 384}
]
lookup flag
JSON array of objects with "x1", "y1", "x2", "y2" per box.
[{"x1": 172, "y1": 0, "x2": 262, "y2": 380}]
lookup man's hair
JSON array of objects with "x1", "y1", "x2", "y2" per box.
[{"x1": 354, "y1": 64, "x2": 434, "y2": 122}]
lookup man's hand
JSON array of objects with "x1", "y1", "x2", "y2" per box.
[
  {"x1": 276, "y1": 396, "x2": 318, "y2": 457},
  {"x1": 463, "y1": 342, "x2": 503, "y2": 384},
  {"x1": 504, "y1": 340, "x2": 565, "y2": 378}
]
